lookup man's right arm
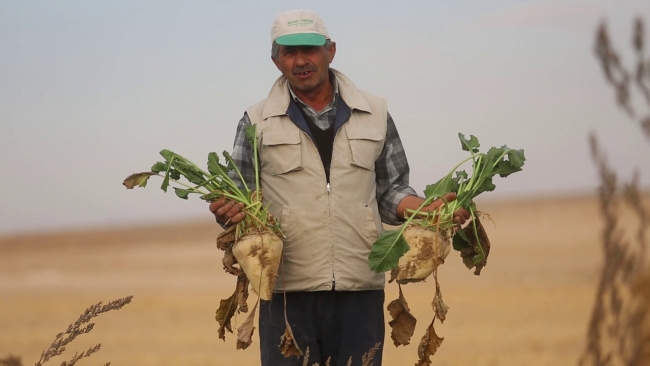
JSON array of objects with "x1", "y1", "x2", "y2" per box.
[{"x1": 209, "y1": 113, "x2": 256, "y2": 226}]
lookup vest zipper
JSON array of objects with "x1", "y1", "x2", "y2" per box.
[{"x1": 327, "y1": 182, "x2": 334, "y2": 288}]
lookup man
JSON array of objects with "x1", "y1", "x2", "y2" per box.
[{"x1": 209, "y1": 10, "x2": 468, "y2": 365}]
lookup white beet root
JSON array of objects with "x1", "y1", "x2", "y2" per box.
[
  {"x1": 394, "y1": 226, "x2": 451, "y2": 284},
  {"x1": 231, "y1": 231, "x2": 283, "y2": 301}
]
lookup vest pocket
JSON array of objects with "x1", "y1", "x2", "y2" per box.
[
  {"x1": 280, "y1": 206, "x2": 292, "y2": 245},
  {"x1": 362, "y1": 206, "x2": 379, "y2": 242},
  {"x1": 261, "y1": 131, "x2": 303, "y2": 175},
  {"x1": 347, "y1": 127, "x2": 384, "y2": 171}
]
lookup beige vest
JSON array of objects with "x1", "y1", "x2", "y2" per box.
[{"x1": 246, "y1": 69, "x2": 387, "y2": 292}]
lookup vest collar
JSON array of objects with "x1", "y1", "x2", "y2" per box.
[{"x1": 261, "y1": 68, "x2": 372, "y2": 120}]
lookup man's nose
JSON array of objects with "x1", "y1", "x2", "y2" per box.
[{"x1": 294, "y1": 51, "x2": 309, "y2": 66}]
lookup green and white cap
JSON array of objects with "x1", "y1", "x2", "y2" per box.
[{"x1": 271, "y1": 10, "x2": 330, "y2": 46}]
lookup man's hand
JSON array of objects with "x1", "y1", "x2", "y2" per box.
[
  {"x1": 422, "y1": 192, "x2": 470, "y2": 226},
  {"x1": 397, "y1": 193, "x2": 470, "y2": 226},
  {"x1": 209, "y1": 198, "x2": 245, "y2": 226}
]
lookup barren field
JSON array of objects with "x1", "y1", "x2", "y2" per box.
[{"x1": 0, "y1": 194, "x2": 643, "y2": 365}]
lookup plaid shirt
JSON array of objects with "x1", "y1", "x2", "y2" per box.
[{"x1": 229, "y1": 80, "x2": 417, "y2": 225}]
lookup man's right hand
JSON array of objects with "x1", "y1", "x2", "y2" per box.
[{"x1": 209, "y1": 198, "x2": 245, "y2": 226}]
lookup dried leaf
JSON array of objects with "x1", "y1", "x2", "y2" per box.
[
  {"x1": 122, "y1": 172, "x2": 156, "y2": 189},
  {"x1": 222, "y1": 247, "x2": 244, "y2": 277},
  {"x1": 432, "y1": 282, "x2": 449, "y2": 323},
  {"x1": 415, "y1": 321, "x2": 444, "y2": 366},
  {"x1": 388, "y1": 267, "x2": 398, "y2": 283},
  {"x1": 236, "y1": 275, "x2": 249, "y2": 313},
  {"x1": 216, "y1": 275, "x2": 249, "y2": 341},
  {"x1": 215, "y1": 288, "x2": 239, "y2": 340},
  {"x1": 236, "y1": 302, "x2": 257, "y2": 350},
  {"x1": 279, "y1": 320, "x2": 303, "y2": 358},
  {"x1": 217, "y1": 225, "x2": 237, "y2": 251},
  {"x1": 387, "y1": 286, "x2": 417, "y2": 347},
  {"x1": 460, "y1": 216, "x2": 492, "y2": 275}
]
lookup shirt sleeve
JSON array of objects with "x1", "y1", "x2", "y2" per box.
[
  {"x1": 229, "y1": 113, "x2": 257, "y2": 192},
  {"x1": 375, "y1": 112, "x2": 418, "y2": 225}
]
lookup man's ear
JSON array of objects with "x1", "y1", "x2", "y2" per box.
[
  {"x1": 271, "y1": 56, "x2": 281, "y2": 71},
  {"x1": 328, "y1": 42, "x2": 337, "y2": 64}
]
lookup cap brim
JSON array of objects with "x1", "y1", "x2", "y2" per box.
[{"x1": 275, "y1": 33, "x2": 326, "y2": 46}]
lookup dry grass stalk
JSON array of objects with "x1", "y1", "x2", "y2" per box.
[
  {"x1": 34, "y1": 295, "x2": 134, "y2": 366},
  {"x1": 631, "y1": 272, "x2": 650, "y2": 365},
  {"x1": 624, "y1": 173, "x2": 650, "y2": 366},
  {"x1": 580, "y1": 135, "x2": 650, "y2": 365},
  {"x1": 361, "y1": 342, "x2": 381, "y2": 366},
  {"x1": 578, "y1": 134, "x2": 649, "y2": 365},
  {"x1": 299, "y1": 342, "x2": 380, "y2": 366},
  {"x1": 580, "y1": 17, "x2": 650, "y2": 366},
  {"x1": 595, "y1": 19, "x2": 650, "y2": 139}
]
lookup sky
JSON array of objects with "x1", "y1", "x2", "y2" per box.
[{"x1": 1, "y1": 0, "x2": 649, "y2": 235}]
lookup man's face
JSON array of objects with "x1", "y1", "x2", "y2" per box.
[{"x1": 272, "y1": 43, "x2": 337, "y2": 95}]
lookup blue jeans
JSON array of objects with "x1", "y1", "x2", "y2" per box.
[{"x1": 259, "y1": 289, "x2": 385, "y2": 366}]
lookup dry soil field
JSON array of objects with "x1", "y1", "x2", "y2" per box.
[{"x1": 0, "y1": 194, "x2": 644, "y2": 365}]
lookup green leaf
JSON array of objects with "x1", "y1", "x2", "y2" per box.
[
  {"x1": 123, "y1": 172, "x2": 155, "y2": 189},
  {"x1": 174, "y1": 188, "x2": 193, "y2": 200},
  {"x1": 160, "y1": 149, "x2": 175, "y2": 161},
  {"x1": 455, "y1": 170, "x2": 468, "y2": 181},
  {"x1": 368, "y1": 229, "x2": 410, "y2": 273},
  {"x1": 485, "y1": 146, "x2": 504, "y2": 166},
  {"x1": 151, "y1": 161, "x2": 168, "y2": 173},
  {"x1": 452, "y1": 170, "x2": 468, "y2": 194},
  {"x1": 173, "y1": 161, "x2": 206, "y2": 185},
  {"x1": 487, "y1": 146, "x2": 526, "y2": 178},
  {"x1": 452, "y1": 230, "x2": 471, "y2": 251},
  {"x1": 458, "y1": 133, "x2": 480, "y2": 153},
  {"x1": 456, "y1": 195, "x2": 476, "y2": 213},
  {"x1": 169, "y1": 168, "x2": 181, "y2": 181},
  {"x1": 423, "y1": 169, "x2": 468, "y2": 199},
  {"x1": 246, "y1": 124, "x2": 260, "y2": 199},
  {"x1": 493, "y1": 160, "x2": 520, "y2": 178},
  {"x1": 474, "y1": 176, "x2": 496, "y2": 196},
  {"x1": 186, "y1": 169, "x2": 207, "y2": 185},
  {"x1": 424, "y1": 174, "x2": 456, "y2": 199},
  {"x1": 222, "y1": 151, "x2": 237, "y2": 171},
  {"x1": 461, "y1": 146, "x2": 502, "y2": 199},
  {"x1": 245, "y1": 124, "x2": 257, "y2": 147},
  {"x1": 208, "y1": 152, "x2": 228, "y2": 176},
  {"x1": 161, "y1": 173, "x2": 171, "y2": 192},
  {"x1": 201, "y1": 191, "x2": 226, "y2": 202},
  {"x1": 160, "y1": 156, "x2": 176, "y2": 193},
  {"x1": 507, "y1": 148, "x2": 526, "y2": 169}
]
